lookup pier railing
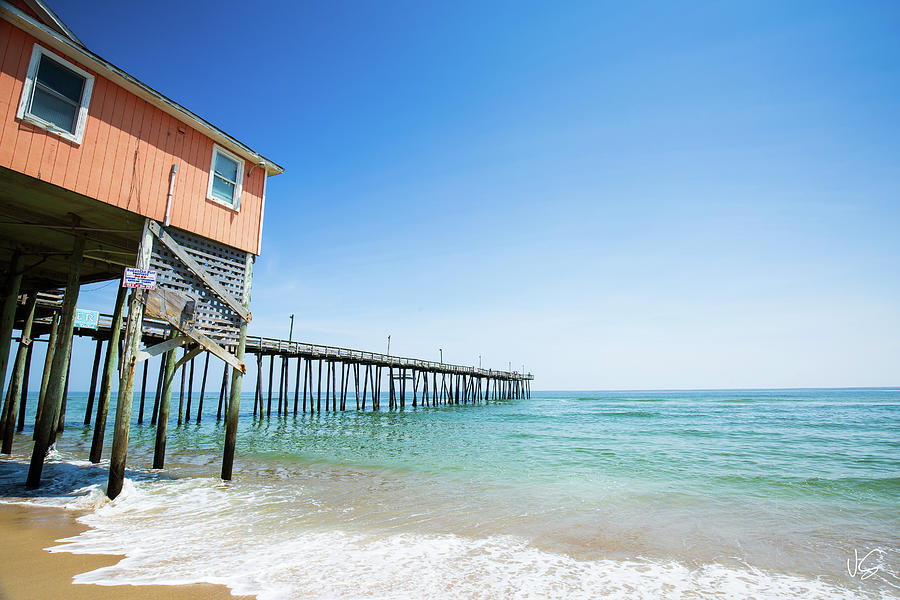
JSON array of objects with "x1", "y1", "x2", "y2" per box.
[
  {"x1": 32, "y1": 295, "x2": 532, "y2": 381},
  {"x1": 247, "y1": 336, "x2": 533, "y2": 380}
]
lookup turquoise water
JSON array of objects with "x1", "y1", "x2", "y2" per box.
[{"x1": 1, "y1": 387, "x2": 898, "y2": 598}]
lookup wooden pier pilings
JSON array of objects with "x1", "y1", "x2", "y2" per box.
[
  {"x1": 0, "y1": 288, "x2": 533, "y2": 489},
  {"x1": 243, "y1": 335, "x2": 532, "y2": 416}
]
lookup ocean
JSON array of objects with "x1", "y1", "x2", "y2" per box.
[{"x1": 1, "y1": 388, "x2": 898, "y2": 599}]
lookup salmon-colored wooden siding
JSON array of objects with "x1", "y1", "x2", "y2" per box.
[{"x1": 0, "y1": 21, "x2": 265, "y2": 254}]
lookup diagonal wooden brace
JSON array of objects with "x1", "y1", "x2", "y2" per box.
[
  {"x1": 174, "y1": 345, "x2": 204, "y2": 372},
  {"x1": 136, "y1": 334, "x2": 189, "y2": 363},
  {"x1": 148, "y1": 220, "x2": 251, "y2": 322},
  {"x1": 157, "y1": 312, "x2": 245, "y2": 374}
]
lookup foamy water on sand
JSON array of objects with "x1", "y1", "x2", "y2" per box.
[{"x1": 1, "y1": 389, "x2": 898, "y2": 599}]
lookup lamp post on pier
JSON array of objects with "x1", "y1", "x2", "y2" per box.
[
  {"x1": 288, "y1": 314, "x2": 294, "y2": 342},
  {"x1": 387, "y1": 335, "x2": 391, "y2": 356},
  {"x1": 439, "y1": 348, "x2": 442, "y2": 364}
]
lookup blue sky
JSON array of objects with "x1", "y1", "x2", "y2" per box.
[{"x1": 31, "y1": 1, "x2": 900, "y2": 389}]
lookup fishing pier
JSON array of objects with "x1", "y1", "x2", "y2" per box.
[{"x1": 1, "y1": 295, "x2": 533, "y2": 488}]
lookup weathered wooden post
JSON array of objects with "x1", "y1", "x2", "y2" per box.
[
  {"x1": 294, "y1": 356, "x2": 303, "y2": 417},
  {"x1": 221, "y1": 253, "x2": 252, "y2": 480},
  {"x1": 83, "y1": 339, "x2": 103, "y2": 425},
  {"x1": 331, "y1": 361, "x2": 337, "y2": 411},
  {"x1": 153, "y1": 331, "x2": 180, "y2": 469},
  {"x1": 220, "y1": 363, "x2": 230, "y2": 421},
  {"x1": 354, "y1": 363, "x2": 361, "y2": 410},
  {"x1": 33, "y1": 308, "x2": 59, "y2": 436},
  {"x1": 388, "y1": 366, "x2": 395, "y2": 409},
  {"x1": 400, "y1": 367, "x2": 406, "y2": 408},
  {"x1": 151, "y1": 353, "x2": 165, "y2": 425},
  {"x1": 320, "y1": 358, "x2": 322, "y2": 413},
  {"x1": 266, "y1": 354, "x2": 274, "y2": 417},
  {"x1": 1, "y1": 293, "x2": 36, "y2": 453},
  {"x1": 177, "y1": 347, "x2": 187, "y2": 425},
  {"x1": 138, "y1": 360, "x2": 149, "y2": 423},
  {"x1": 89, "y1": 284, "x2": 128, "y2": 463},
  {"x1": 252, "y1": 353, "x2": 260, "y2": 417},
  {"x1": 219, "y1": 360, "x2": 229, "y2": 420},
  {"x1": 55, "y1": 356, "x2": 73, "y2": 435},
  {"x1": 107, "y1": 222, "x2": 154, "y2": 499},
  {"x1": 375, "y1": 366, "x2": 382, "y2": 410},
  {"x1": 16, "y1": 341, "x2": 33, "y2": 432},
  {"x1": 197, "y1": 352, "x2": 210, "y2": 423},
  {"x1": 27, "y1": 236, "x2": 85, "y2": 489},
  {"x1": 0, "y1": 252, "x2": 24, "y2": 401},
  {"x1": 325, "y1": 360, "x2": 332, "y2": 411}
]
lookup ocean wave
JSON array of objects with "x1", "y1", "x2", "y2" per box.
[
  {"x1": 599, "y1": 410, "x2": 659, "y2": 418},
  {"x1": 15, "y1": 475, "x2": 883, "y2": 600}
]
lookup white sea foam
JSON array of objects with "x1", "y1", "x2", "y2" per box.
[
  {"x1": 32, "y1": 474, "x2": 885, "y2": 600},
  {"x1": 1, "y1": 453, "x2": 893, "y2": 600}
]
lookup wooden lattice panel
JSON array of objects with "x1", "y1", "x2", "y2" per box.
[{"x1": 148, "y1": 226, "x2": 248, "y2": 343}]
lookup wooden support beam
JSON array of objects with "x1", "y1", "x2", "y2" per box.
[
  {"x1": 33, "y1": 313, "x2": 58, "y2": 437},
  {"x1": 354, "y1": 363, "x2": 360, "y2": 410},
  {"x1": 222, "y1": 253, "x2": 253, "y2": 481},
  {"x1": 107, "y1": 221, "x2": 153, "y2": 499},
  {"x1": 302, "y1": 357, "x2": 309, "y2": 413},
  {"x1": 388, "y1": 366, "x2": 394, "y2": 409},
  {"x1": 1, "y1": 293, "x2": 36, "y2": 454},
  {"x1": 267, "y1": 354, "x2": 274, "y2": 417},
  {"x1": 197, "y1": 352, "x2": 209, "y2": 423},
  {"x1": 177, "y1": 347, "x2": 187, "y2": 426},
  {"x1": 284, "y1": 356, "x2": 290, "y2": 416},
  {"x1": 340, "y1": 362, "x2": 348, "y2": 411},
  {"x1": 0, "y1": 252, "x2": 24, "y2": 403},
  {"x1": 153, "y1": 331, "x2": 180, "y2": 469},
  {"x1": 151, "y1": 352, "x2": 165, "y2": 425},
  {"x1": 331, "y1": 360, "x2": 337, "y2": 412},
  {"x1": 136, "y1": 334, "x2": 190, "y2": 363},
  {"x1": 400, "y1": 367, "x2": 406, "y2": 409},
  {"x1": 138, "y1": 359, "x2": 149, "y2": 423},
  {"x1": 253, "y1": 353, "x2": 261, "y2": 418},
  {"x1": 55, "y1": 355, "x2": 72, "y2": 435},
  {"x1": 361, "y1": 364, "x2": 369, "y2": 410},
  {"x1": 27, "y1": 235, "x2": 85, "y2": 489},
  {"x1": 15, "y1": 340, "x2": 33, "y2": 433},
  {"x1": 89, "y1": 285, "x2": 128, "y2": 464},
  {"x1": 83, "y1": 338, "x2": 103, "y2": 425},
  {"x1": 218, "y1": 360, "x2": 228, "y2": 421},
  {"x1": 374, "y1": 366, "x2": 381, "y2": 410},
  {"x1": 317, "y1": 359, "x2": 322, "y2": 413},
  {"x1": 277, "y1": 356, "x2": 283, "y2": 416},
  {"x1": 184, "y1": 352, "x2": 196, "y2": 422},
  {"x1": 294, "y1": 356, "x2": 303, "y2": 417}
]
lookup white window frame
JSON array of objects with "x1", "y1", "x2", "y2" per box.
[
  {"x1": 206, "y1": 144, "x2": 244, "y2": 210},
  {"x1": 16, "y1": 44, "x2": 94, "y2": 145}
]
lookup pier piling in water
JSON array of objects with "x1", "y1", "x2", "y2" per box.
[{"x1": 5, "y1": 284, "x2": 532, "y2": 490}]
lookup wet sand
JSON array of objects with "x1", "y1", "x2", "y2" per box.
[{"x1": 0, "y1": 503, "x2": 253, "y2": 600}]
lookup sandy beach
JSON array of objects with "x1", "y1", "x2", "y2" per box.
[{"x1": 0, "y1": 503, "x2": 251, "y2": 600}]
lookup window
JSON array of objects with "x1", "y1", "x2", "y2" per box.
[
  {"x1": 17, "y1": 44, "x2": 94, "y2": 144},
  {"x1": 207, "y1": 144, "x2": 244, "y2": 209}
]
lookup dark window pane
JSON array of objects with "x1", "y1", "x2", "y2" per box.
[
  {"x1": 30, "y1": 87, "x2": 77, "y2": 132},
  {"x1": 36, "y1": 56, "x2": 84, "y2": 104},
  {"x1": 211, "y1": 176, "x2": 235, "y2": 204},
  {"x1": 214, "y1": 152, "x2": 238, "y2": 183}
]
